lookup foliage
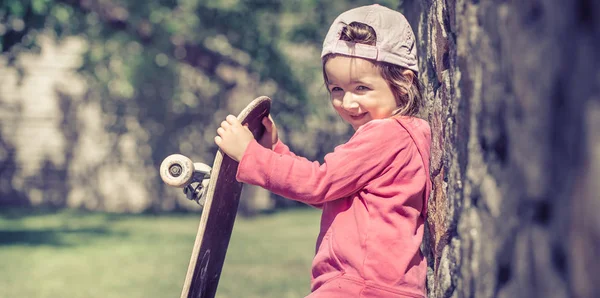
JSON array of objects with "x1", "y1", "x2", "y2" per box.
[{"x1": 0, "y1": 0, "x2": 398, "y2": 211}]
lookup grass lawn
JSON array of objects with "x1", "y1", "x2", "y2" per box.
[{"x1": 0, "y1": 207, "x2": 320, "y2": 298}]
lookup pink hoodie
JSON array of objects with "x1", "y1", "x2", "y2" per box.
[{"x1": 237, "y1": 116, "x2": 431, "y2": 298}]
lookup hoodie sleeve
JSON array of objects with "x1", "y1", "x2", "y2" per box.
[
  {"x1": 236, "y1": 119, "x2": 411, "y2": 205},
  {"x1": 273, "y1": 139, "x2": 292, "y2": 155},
  {"x1": 271, "y1": 139, "x2": 324, "y2": 209},
  {"x1": 272, "y1": 140, "x2": 308, "y2": 162}
]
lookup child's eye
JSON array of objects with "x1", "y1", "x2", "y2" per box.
[
  {"x1": 356, "y1": 85, "x2": 370, "y2": 91},
  {"x1": 330, "y1": 87, "x2": 343, "y2": 92}
]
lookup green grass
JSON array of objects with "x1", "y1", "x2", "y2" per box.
[{"x1": 0, "y1": 208, "x2": 320, "y2": 298}]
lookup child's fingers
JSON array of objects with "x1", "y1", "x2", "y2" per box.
[
  {"x1": 268, "y1": 115, "x2": 276, "y2": 129},
  {"x1": 217, "y1": 127, "x2": 225, "y2": 137},
  {"x1": 225, "y1": 114, "x2": 238, "y2": 125},
  {"x1": 220, "y1": 120, "x2": 231, "y2": 130},
  {"x1": 262, "y1": 116, "x2": 273, "y2": 131},
  {"x1": 214, "y1": 136, "x2": 222, "y2": 145}
]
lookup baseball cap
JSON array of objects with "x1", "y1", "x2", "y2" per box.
[{"x1": 321, "y1": 4, "x2": 418, "y2": 73}]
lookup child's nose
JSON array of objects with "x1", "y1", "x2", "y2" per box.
[{"x1": 342, "y1": 93, "x2": 360, "y2": 111}]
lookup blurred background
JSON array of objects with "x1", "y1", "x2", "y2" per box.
[
  {"x1": 0, "y1": 0, "x2": 396, "y2": 297},
  {"x1": 1, "y1": 0, "x2": 599, "y2": 298},
  {"x1": 0, "y1": 0, "x2": 394, "y2": 213}
]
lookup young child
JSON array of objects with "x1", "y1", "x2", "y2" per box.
[{"x1": 215, "y1": 4, "x2": 431, "y2": 298}]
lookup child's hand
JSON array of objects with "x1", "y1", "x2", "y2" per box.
[
  {"x1": 258, "y1": 115, "x2": 279, "y2": 150},
  {"x1": 214, "y1": 115, "x2": 254, "y2": 162}
]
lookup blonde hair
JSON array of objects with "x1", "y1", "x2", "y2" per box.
[{"x1": 322, "y1": 22, "x2": 424, "y2": 117}]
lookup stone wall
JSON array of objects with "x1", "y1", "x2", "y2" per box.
[{"x1": 401, "y1": 0, "x2": 600, "y2": 297}]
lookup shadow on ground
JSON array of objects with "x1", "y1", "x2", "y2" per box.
[
  {"x1": 0, "y1": 207, "x2": 130, "y2": 247},
  {"x1": 0, "y1": 227, "x2": 120, "y2": 246}
]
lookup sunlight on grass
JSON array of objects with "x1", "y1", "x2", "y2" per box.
[{"x1": 0, "y1": 208, "x2": 320, "y2": 298}]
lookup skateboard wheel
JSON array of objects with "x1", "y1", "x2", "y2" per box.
[{"x1": 160, "y1": 154, "x2": 195, "y2": 188}]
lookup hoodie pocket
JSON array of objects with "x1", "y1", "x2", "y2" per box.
[
  {"x1": 328, "y1": 227, "x2": 345, "y2": 273},
  {"x1": 311, "y1": 228, "x2": 345, "y2": 284}
]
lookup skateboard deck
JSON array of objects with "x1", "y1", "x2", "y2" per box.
[{"x1": 159, "y1": 96, "x2": 271, "y2": 298}]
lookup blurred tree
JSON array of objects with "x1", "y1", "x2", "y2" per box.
[{"x1": 0, "y1": 0, "x2": 397, "y2": 211}]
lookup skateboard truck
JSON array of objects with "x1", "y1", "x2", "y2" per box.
[
  {"x1": 183, "y1": 163, "x2": 211, "y2": 205},
  {"x1": 160, "y1": 154, "x2": 212, "y2": 206}
]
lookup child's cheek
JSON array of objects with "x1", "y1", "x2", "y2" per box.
[{"x1": 331, "y1": 98, "x2": 343, "y2": 110}]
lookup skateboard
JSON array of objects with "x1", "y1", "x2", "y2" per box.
[{"x1": 159, "y1": 96, "x2": 271, "y2": 298}]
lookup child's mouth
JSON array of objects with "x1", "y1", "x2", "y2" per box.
[{"x1": 349, "y1": 113, "x2": 367, "y2": 121}]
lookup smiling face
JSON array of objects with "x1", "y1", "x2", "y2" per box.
[{"x1": 324, "y1": 55, "x2": 399, "y2": 130}]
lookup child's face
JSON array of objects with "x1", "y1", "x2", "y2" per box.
[{"x1": 325, "y1": 55, "x2": 398, "y2": 130}]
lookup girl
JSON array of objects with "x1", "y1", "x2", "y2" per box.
[{"x1": 215, "y1": 4, "x2": 431, "y2": 298}]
